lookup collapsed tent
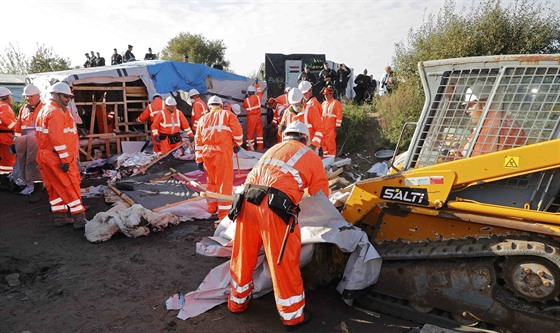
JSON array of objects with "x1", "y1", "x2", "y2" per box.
[
  {"x1": 27, "y1": 61, "x2": 266, "y2": 160},
  {"x1": 28, "y1": 60, "x2": 263, "y2": 103}
]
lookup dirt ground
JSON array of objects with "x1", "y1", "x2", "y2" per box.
[{"x1": 0, "y1": 174, "x2": 420, "y2": 333}]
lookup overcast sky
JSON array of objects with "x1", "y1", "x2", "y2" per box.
[{"x1": 4, "y1": 0, "x2": 559, "y2": 81}]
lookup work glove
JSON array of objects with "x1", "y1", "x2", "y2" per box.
[
  {"x1": 233, "y1": 146, "x2": 240, "y2": 154},
  {"x1": 9, "y1": 144, "x2": 16, "y2": 154},
  {"x1": 154, "y1": 135, "x2": 160, "y2": 142},
  {"x1": 197, "y1": 162, "x2": 204, "y2": 171},
  {"x1": 60, "y1": 163, "x2": 70, "y2": 173},
  {"x1": 188, "y1": 136, "x2": 194, "y2": 143}
]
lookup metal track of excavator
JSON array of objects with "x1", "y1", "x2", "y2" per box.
[{"x1": 355, "y1": 236, "x2": 560, "y2": 333}]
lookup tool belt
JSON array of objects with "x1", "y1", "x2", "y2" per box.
[
  {"x1": 227, "y1": 184, "x2": 300, "y2": 225},
  {"x1": 159, "y1": 133, "x2": 182, "y2": 144}
]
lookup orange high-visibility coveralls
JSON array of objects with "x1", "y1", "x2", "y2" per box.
[
  {"x1": 191, "y1": 97, "x2": 208, "y2": 133},
  {"x1": 228, "y1": 139, "x2": 329, "y2": 327},
  {"x1": 243, "y1": 84, "x2": 263, "y2": 150},
  {"x1": 280, "y1": 104, "x2": 325, "y2": 149},
  {"x1": 36, "y1": 100, "x2": 85, "y2": 215},
  {"x1": 137, "y1": 97, "x2": 164, "y2": 153},
  {"x1": 275, "y1": 93, "x2": 289, "y2": 109},
  {"x1": 271, "y1": 103, "x2": 285, "y2": 143},
  {"x1": 151, "y1": 109, "x2": 194, "y2": 154},
  {"x1": 195, "y1": 107, "x2": 243, "y2": 219},
  {"x1": 13, "y1": 101, "x2": 43, "y2": 182},
  {"x1": 0, "y1": 100, "x2": 16, "y2": 174},
  {"x1": 321, "y1": 96, "x2": 343, "y2": 157}
]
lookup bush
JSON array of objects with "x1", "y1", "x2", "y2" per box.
[
  {"x1": 376, "y1": 84, "x2": 424, "y2": 149},
  {"x1": 337, "y1": 102, "x2": 376, "y2": 155}
]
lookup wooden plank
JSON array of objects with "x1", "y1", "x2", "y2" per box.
[
  {"x1": 107, "y1": 183, "x2": 135, "y2": 206},
  {"x1": 200, "y1": 191, "x2": 233, "y2": 201},
  {"x1": 170, "y1": 168, "x2": 207, "y2": 191},
  {"x1": 135, "y1": 141, "x2": 190, "y2": 175},
  {"x1": 327, "y1": 167, "x2": 344, "y2": 180}
]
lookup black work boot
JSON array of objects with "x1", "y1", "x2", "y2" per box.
[
  {"x1": 53, "y1": 212, "x2": 74, "y2": 227},
  {"x1": 72, "y1": 212, "x2": 88, "y2": 230}
]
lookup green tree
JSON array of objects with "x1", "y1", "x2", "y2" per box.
[
  {"x1": 28, "y1": 44, "x2": 72, "y2": 74},
  {"x1": 160, "y1": 32, "x2": 230, "y2": 68},
  {"x1": 377, "y1": 0, "x2": 560, "y2": 146},
  {"x1": 0, "y1": 43, "x2": 28, "y2": 75}
]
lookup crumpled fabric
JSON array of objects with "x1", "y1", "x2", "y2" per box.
[
  {"x1": 157, "y1": 197, "x2": 212, "y2": 222},
  {"x1": 167, "y1": 192, "x2": 382, "y2": 320},
  {"x1": 85, "y1": 203, "x2": 180, "y2": 243}
]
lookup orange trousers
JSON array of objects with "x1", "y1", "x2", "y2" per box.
[
  {"x1": 245, "y1": 114, "x2": 263, "y2": 150},
  {"x1": 202, "y1": 148, "x2": 233, "y2": 219},
  {"x1": 0, "y1": 144, "x2": 15, "y2": 174},
  {"x1": 228, "y1": 197, "x2": 305, "y2": 326},
  {"x1": 321, "y1": 127, "x2": 337, "y2": 158},
  {"x1": 37, "y1": 150, "x2": 85, "y2": 214}
]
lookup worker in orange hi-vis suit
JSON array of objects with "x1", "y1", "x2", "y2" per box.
[
  {"x1": 188, "y1": 89, "x2": 208, "y2": 133},
  {"x1": 279, "y1": 87, "x2": 324, "y2": 153},
  {"x1": 274, "y1": 86, "x2": 291, "y2": 109},
  {"x1": 267, "y1": 98, "x2": 285, "y2": 143},
  {"x1": 35, "y1": 82, "x2": 87, "y2": 229},
  {"x1": 320, "y1": 86, "x2": 343, "y2": 158},
  {"x1": 299, "y1": 80, "x2": 323, "y2": 115},
  {"x1": 195, "y1": 95, "x2": 243, "y2": 220},
  {"x1": 0, "y1": 87, "x2": 17, "y2": 174},
  {"x1": 227, "y1": 121, "x2": 329, "y2": 331},
  {"x1": 136, "y1": 93, "x2": 164, "y2": 153},
  {"x1": 12, "y1": 84, "x2": 44, "y2": 194},
  {"x1": 242, "y1": 82, "x2": 263, "y2": 150},
  {"x1": 151, "y1": 96, "x2": 194, "y2": 154}
]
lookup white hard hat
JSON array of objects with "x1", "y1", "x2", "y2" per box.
[
  {"x1": 150, "y1": 93, "x2": 162, "y2": 101},
  {"x1": 283, "y1": 121, "x2": 310, "y2": 144},
  {"x1": 247, "y1": 86, "x2": 256, "y2": 93},
  {"x1": 231, "y1": 104, "x2": 241, "y2": 115},
  {"x1": 188, "y1": 89, "x2": 199, "y2": 96},
  {"x1": 50, "y1": 82, "x2": 73, "y2": 96},
  {"x1": 463, "y1": 83, "x2": 490, "y2": 105},
  {"x1": 298, "y1": 80, "x2": 312, "y2": 93},
  {"x1": 208, "y1": 95, "x2": 223, "y2": 106},
  {"x1": 22, "y1": 84, "x2": 40, "y2": 96},
  {"x1": 165, "y1": 96, "x2": 177, "y2": 106},
  {"x1": 288, "y1": 88, "x2": 304, "y2": 104},
  {"x1": 0, "y1": 87, "x2": 12, "y2": 97}
]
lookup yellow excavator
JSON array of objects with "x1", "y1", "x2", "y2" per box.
[{"x1": 342, "y1": 55, "x2": 560, "y2": 332}]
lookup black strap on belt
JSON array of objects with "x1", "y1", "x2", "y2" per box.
[{"x1": 0, "y1": 129, "x2": 14, "y2": 133}]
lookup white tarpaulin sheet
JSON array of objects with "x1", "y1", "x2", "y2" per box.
[{"x1": 166, "y1": 192, "x2": 382, "y2": 320}]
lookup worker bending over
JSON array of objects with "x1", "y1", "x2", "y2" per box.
[{"x1": 228, "y1": 121, "x2": 329, "y2": 331}]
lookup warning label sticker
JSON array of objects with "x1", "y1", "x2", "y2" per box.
[{"x1": 504, "y1": 156, "x2": 519, "y2": 168}]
